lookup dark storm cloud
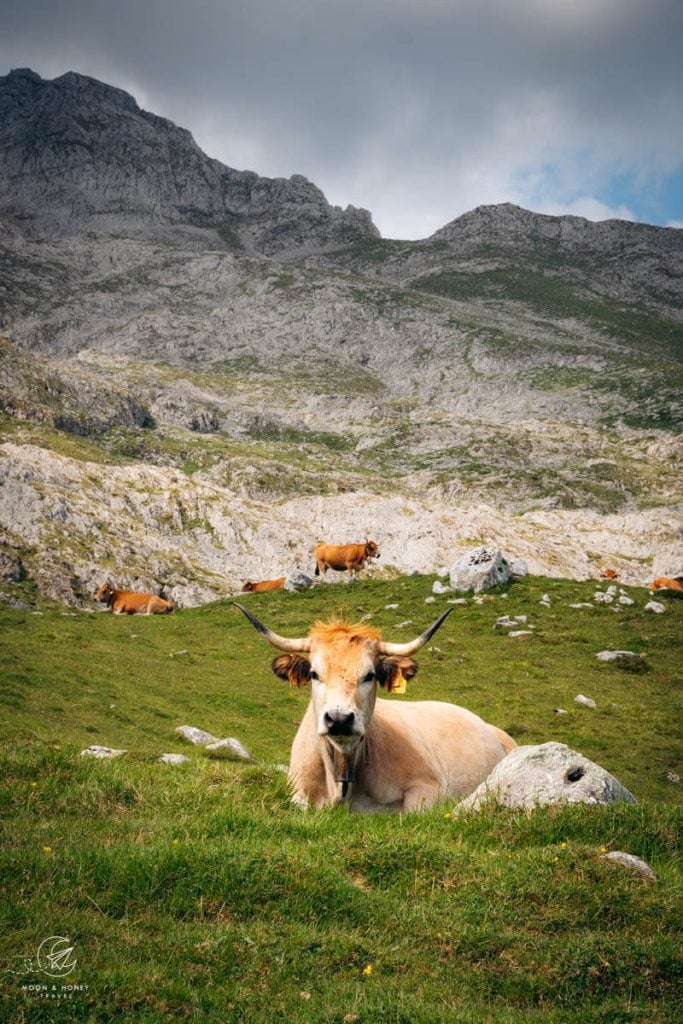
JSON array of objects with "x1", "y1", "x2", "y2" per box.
[{"x1": 2, "y1": 0, "x2": 683, "y2": 236}]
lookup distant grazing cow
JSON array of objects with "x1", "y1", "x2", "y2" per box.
[
  {"x1": 599, "y1": 567, "x2": 619, "y2": 580},
  {"x1": 242, "y1": 577, "x2": 286, "y2": 593},
  {"x1": 235, "y1": 603, "x2": 515, "y2": 812},
  {"x1": 651, "y1": 576, "x2": 683, "y2": 594},
  {"x1": 314, "y1": 540, "x2": 380, "y2": 578},
  {"x1": 96, "y1": 581, "x2": 174, "y2": 615}
]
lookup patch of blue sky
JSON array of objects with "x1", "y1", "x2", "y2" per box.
[{"x1": 511, "y1": 158, "x2": 683, "y2": 227}]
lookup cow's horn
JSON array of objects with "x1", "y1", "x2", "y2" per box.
[
  {"x1": 234, "y1": 602, "x2": 312, "y2": 653},
  {"x1": 377, "y1": 607, "x2": 454, "y2": 657}
]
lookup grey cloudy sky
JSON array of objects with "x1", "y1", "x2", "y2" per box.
[{"x1": 2, "y1": 0, "x2": 683, "y2": 238}]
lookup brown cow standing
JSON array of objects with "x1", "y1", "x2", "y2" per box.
[
  {"x1": 96, "y1": 581, "x2": 174, "y2": 615},
  {"x1": 242, "y1": 577, "x2": 286, "y2": 593},
  {"x1": 651, "y1": 576, "x2": 683, "y2": 594},
  {"x1": 314, "y1": 540, "x2": 380, "y2": 578}
]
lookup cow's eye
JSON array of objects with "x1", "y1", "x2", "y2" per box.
[
  {"x1": 309, "y1": 669, "x2": 320, "y2": 682},
  {"x1": 361, "y1": 671, "x2": 376, "y2": 685}
]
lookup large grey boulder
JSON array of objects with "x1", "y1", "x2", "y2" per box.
[
  {"x1": 449, "y1": 546, "x2": 512, "y2": 593},
  {"x1": 284, "y1": 571, "x2": 314, "y2": 592},
  {"x1": 456, "y1": 742, "x2": 637, "y2": 811}
]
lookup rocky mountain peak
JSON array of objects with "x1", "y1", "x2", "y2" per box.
[
  {"x1": 430, "y1": 200, "x2": 682, "y2": 256},
  {"x1": 0, "y1": 68, "x2": 379, "y2": 253}
]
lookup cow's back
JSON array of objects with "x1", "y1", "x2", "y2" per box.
[{"x1": 366, "y1": 698, "x2": 514, "y2": 800}]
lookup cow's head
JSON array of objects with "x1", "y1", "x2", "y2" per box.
[
  {"x1": 364, "y1": 540, "x2": 380, "y2": 560},
  {"x1": 235, "y1": 603, "x2": 452, "y2": 753},
  {"x1": 242, "y1": 581, "x2": 256, "y2": 592},
  {"x1": 96, "y1": 581, "x2": 114, "y2": 602}
]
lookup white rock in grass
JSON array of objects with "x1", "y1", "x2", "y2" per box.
[
  {"x1": 596, "y1": 650, "x2": 647, "y2": 672},
  {"x1": 448, "y1": 546, "x2": 512, "y2": 593},
  {"x1": 159, "y1": 753, "x2": 190, "y2": 765},
  {"x1": 494, "y1": 615, "x2": 515, "y2": 629},
  {"x1": 80, "y1": 745, "x2": 127, "y2": 759},
  {"x1": 175, "y1": 725, "x2": 221, "y2": 745},
  {"x1": 575, "y1": 694, "x2": 597, "y2": 708},
  {"x1": 509, "y1": 630, "x2": 534, "y2": 638},
  {"x1": 618, "y1": 595, "x2": 635, "y2": 606},
  {"x1": 205, "y1": 737, "x2": 252, "y2": 760},
  {"x1": 603, "y1": 851, "x2": 656, "y2": 881},
  {"x1": 645, "y1": 601, "x2": 666, "y2": 614},
  {"x1": 424, "y1": 595, "x2": 436, "y2": 604},
  {"x1": 456, "y1": 742, "x2": 636, "y2": 811},
  {"x1": 432, "y1": 580, "x2": 451, "y2": 594},
  {"x1": 284, "y1": 572, "x2": 314, "y2": 592}
]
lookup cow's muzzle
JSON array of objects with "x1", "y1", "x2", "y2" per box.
[{"x1": 323, "y1": 710, "x2": 357, "y2": 736}]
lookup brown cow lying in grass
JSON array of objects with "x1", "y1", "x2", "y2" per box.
[
  {"x1": 242, "y1": 577, "x2": 286, "y2": 593},
  {"x1": 96, "y1": 581, "x2": 174, "y2": 615},
  {"x1": 599, "y1": 567, "x2": 619, "y2": 580},
  {"x1": 314, "y1": 540, "x2": 380, "y2": 578},
  {"x1": 651, "y1": 576, "x2": 683, "y2": 594}
]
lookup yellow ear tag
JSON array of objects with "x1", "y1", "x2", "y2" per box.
[{"x1": 390, "y1": 670, "x2": 407, "y2": 694}]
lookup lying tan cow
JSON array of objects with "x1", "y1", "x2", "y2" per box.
[
  {"x1": 314, "y1": 540, "x2": 380, "y2": 578},
  {"x1": 242, "y1": 577, "x2": 286, "y2": 593},
  {"x1": 599, "y1": 567, "x2": 619, "y2": 580},
  {"x1": 235, "y1": 604, "x2": 515, "y2": 812},
  {"x1": 651, "y1": 576, "x2": 683, "y2": 594},
  {"x1": 96, "y1": 581, "x2": 174, "y2": 615}
]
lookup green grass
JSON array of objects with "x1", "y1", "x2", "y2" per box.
[{"x1": 1, "y1": 575, "x2": 681, "y2": 1022}]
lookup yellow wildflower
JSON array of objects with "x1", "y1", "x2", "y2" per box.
[
  {"x1": 362, "y1": 964, "x2": 374, "y2": 976},
  {"x1": 42, "y1": 846, "x2": 52, "y2": 853}
]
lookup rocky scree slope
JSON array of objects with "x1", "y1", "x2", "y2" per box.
[{"x1": 0, "y1": 68, "x2": 681, "y2": 605}]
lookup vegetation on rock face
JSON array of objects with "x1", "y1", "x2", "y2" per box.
[{"x1": 0, "y1": 575, "x2": 681, "y2": 1022}]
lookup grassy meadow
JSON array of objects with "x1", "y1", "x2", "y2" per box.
[{"x1": 1, "y1": 574, "x2": 681, "y2": 1022}]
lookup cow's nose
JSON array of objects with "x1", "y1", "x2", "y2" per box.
[{"x1": 324, "y1": 710, "x2": 356, "y2": 735}]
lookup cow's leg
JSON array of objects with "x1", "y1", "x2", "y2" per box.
[{"x1": 401, "y1": 783, "x2": 443, "y2": 812}]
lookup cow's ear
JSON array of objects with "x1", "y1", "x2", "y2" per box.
[
  {"x1": 377, "y1": 656, "x2": 418, "y2": 692},
  {"x1": 271, "y1": 654, "x2": 311, "y2": 687}
]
